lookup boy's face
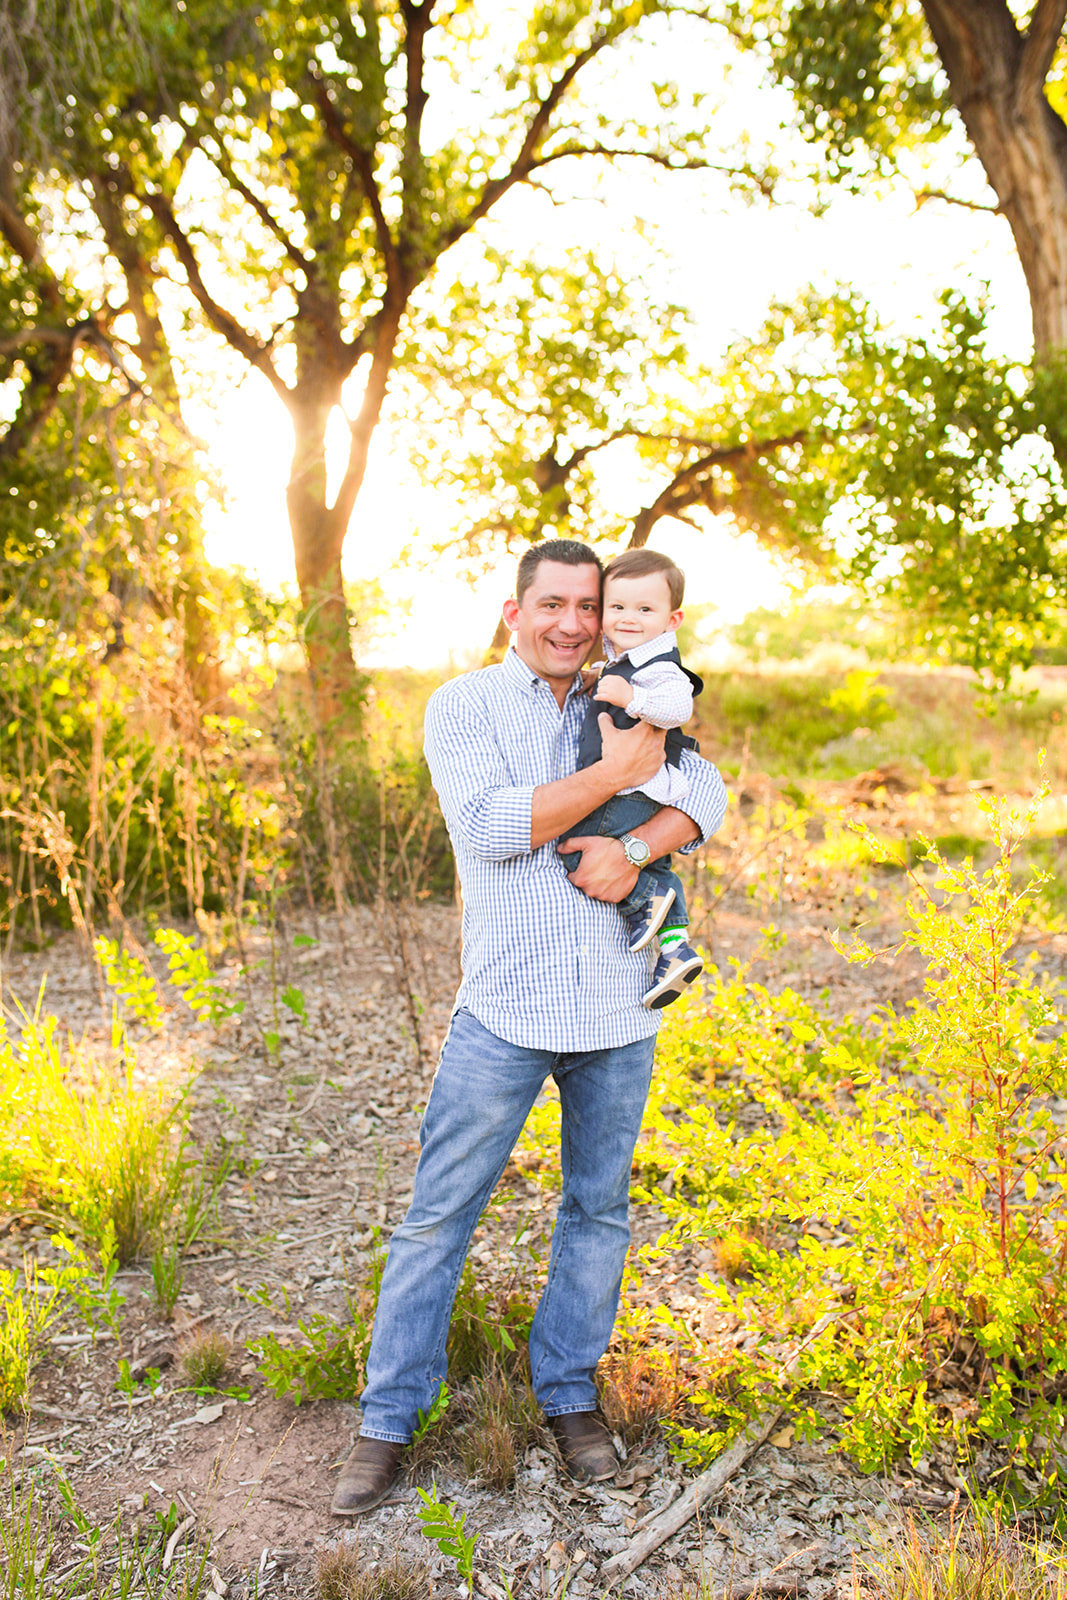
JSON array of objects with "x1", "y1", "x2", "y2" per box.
[{"x1": 601, "y1": 572, "x2": 682, "y2": 651}]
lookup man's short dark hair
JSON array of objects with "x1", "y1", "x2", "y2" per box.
[
  {"x1": 603, "y1": 548, "x2": 685, "y2": 610},
  {"x1": 515, "y1": 539, "x2": 603, "y2": 605}
]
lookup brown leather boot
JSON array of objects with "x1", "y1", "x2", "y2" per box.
[
  {"x1": 547, "y1": 1411, "x2": 619, "y2": 1483},
  {"x1": 330, "y1": 1436, "x2": 405, "y2": 1515}
]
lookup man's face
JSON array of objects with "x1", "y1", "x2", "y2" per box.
[{"x1": 501, "y1": 560, "x2": 602, "y2": 684}]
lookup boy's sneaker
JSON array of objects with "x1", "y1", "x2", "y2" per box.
[
  {"x1": 642, "y1": 940, "x2": 703, "y2": 1009},
  {"x1": 621, "y1": 886, "x2": 676, "y2": 952}
]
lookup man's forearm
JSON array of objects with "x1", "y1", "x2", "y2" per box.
[
  {"x1": 630, "y1": 805, "x2": 700, "y2": 859},
  {"x1": 529, "y1": 714, "x2": 668, "y2": 849},
  {"x1": 530, "y1": 764, "x2": 629, "y2": 850},
  {"x1": 559, "y1": 805, "x2": 702, "y2": 902}
]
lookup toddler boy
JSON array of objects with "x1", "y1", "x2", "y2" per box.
[{"x1": 559, "y1": 548, "x2": 704, "y2": 1009}]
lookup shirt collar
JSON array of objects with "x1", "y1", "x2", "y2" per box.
[
  {"x1": 502, "y1": 644, "x2": 584, "y2": 701},
  {"x1": 603, "y1": 629, "x2": 678, "y2": 668}
]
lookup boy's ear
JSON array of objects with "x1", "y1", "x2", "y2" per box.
[
  {"x1": 670, "y1": 607, "x2": 684, "y2": 631},
  {"x1": 501, "y1": 597, "x2": 519, "y2": 631}
]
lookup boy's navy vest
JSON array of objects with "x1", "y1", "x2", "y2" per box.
[{"x1": 576, "y1": 642, "x2": 703, "y2": 772}]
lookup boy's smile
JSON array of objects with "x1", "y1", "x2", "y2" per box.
[{"x1": 602, "y1": 571, "x2": 683, "y2": 653}]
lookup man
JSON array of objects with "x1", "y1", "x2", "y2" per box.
[{"x1": 331, "y1": 539, "x2": 728, "y2": 1515}]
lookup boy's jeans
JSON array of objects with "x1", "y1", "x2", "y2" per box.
[
  {"x1": 357, "y1": 1008, "x2": 657, "y2": 1443},
  {"x1": 557, "y1": 791, "x2": 688, "y2": 923}
]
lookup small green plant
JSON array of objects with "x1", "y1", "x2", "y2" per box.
[
  {"x1": 154, "y1": 928, "x2": 245, "y2": 1027},
  {"x1": 252, "y1": 1243, "x2": 384, "y2": 1404},
  {"x1": 94, "y1": 938, "x2": 164, "y2": 1028},
  {"x1": 151, "y1": 1243, "x2": 184, "y2": 1317},
  {"x1": 416, "y1": 1483, "x2": 478, "y2": 1590},
  {"x1": 413, "y1": 1381, "x2": 450, "y2": 1441},
  {"x1": 446, "y1": 1260, "x2": 536, "y2": 1383},
  {"x1": 178, "y1": 1329, "x2": 231, "y2": 1391}
]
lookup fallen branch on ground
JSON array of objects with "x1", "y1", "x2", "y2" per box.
[{"x1": 601, "y1": 1311, "x2": 843, "y2": 1583}]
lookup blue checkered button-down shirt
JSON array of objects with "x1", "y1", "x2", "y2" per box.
[{"x1": 424, "y1": 646, "x2": 729, "y2": 1051}]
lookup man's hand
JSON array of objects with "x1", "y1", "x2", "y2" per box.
[
  {"x1": 559, "y1": 835, "x2": 636, "y2": 902},
  {"x1": 598, "y1": 713, "x2": 664, "y2": 789},
  {"x1": 594, "y1": 675, "x2": 634, "y2": 710}
]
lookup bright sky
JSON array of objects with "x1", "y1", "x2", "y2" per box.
[{"x1": 198, "y1": 28, "x2": 1032, "y2": 670}]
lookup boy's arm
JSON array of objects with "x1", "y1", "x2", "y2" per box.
[{"x1": 596, "y1": 659, "x2": 693, "y2": 729}]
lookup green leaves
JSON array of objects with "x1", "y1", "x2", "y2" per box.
[{"x1": 637, "y1": 784, "x2": 1067, "y2": 1471}]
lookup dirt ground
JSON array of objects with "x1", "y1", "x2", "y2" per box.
[{"x1": 4, "y1": 779, "x2": 1062, "y2": 1599}]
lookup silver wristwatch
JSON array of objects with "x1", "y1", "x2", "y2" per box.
[{"x1": 619, "y1": 832, "x2": 651, "y2": 868}]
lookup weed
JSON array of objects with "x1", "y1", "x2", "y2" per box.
[
  {"x1": 0, "y1": 1249, "x2": 100, "y2": 1412},
  {"x1": 94, "y1": 937, "x2": 164, "y2": 1028},
  {"x1": 179, "y1": 1330, "x2": 231, "y2": 1390},
  {"x1": 154, "y1": 928, "x2": 245, "y2": 1028},
  {"x1": 316, "y1": 1543, "x2": 429, "y2": 1600},
  {"x1": 252, "y1": 1241, "x2": 384, "y2": 1404},
  {"x1": 416, "y1": 1483, "x2": 478, "y2": 1589},
  {"x1": 0, "y1": 1451, "x2": 213, "y2": 1597},
  {"x1": 598, "y1": 1341, "x2": 687, "y2": 1447},
  {"x1": 446, "y1": 1260, "x2": 536, "y2": 1384},
  {"x1": 632, "y1": 783, "x2": 1067, "y2": 1477},
  {"x1": 0, "y1": 1005, "x2": 226, "y2": 1263},
  {"x1": 865, "y1": 1511, "x2": 1067, "y2": 1600},
  {"x1": 456, "y1": 1364, "x2": 539, "y2": 1490},
  {"x1": 711, "y1": 1231, "x2": 756, "y2": 1283},
  {"x1": 151, "y1": 1243, "x2": 185, "y2": 1317}
]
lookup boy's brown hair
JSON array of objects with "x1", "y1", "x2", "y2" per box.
[{"x1": 602, "y1": 548, "x2": 685, "y2": 610}]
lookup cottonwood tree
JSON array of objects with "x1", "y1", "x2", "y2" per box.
[
  {"x1": 732, "y1": 0, "x2": 1067, "y2": 359},
  {"x1": 7, "y1": 0, "x2": 766, "y2": 736},
  {"x1": 0, "y1": 0, "x2": 223, "y2": 701}
]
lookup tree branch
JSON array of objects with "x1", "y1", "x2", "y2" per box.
[
  {"x1": 629, "y1": 430, "x2": 808, "y2": 547},
  {"x1": 144, "y1": 191, "x2": 292, "y2": 405},
  {"x1": 443, "y1": 24, "x2": 622, "y2": 246},
  {"x1": 914, "y1": 185, "x2": 1002, "y2": 214},
  {"x1": 205, "y1": 146, "x2": 314, "y2": 273},
  {"x1": 0, "y1": 182, "x2": 63, "y2": 308},
  {"x1": 1016, "y1": 0, "x2": 1067, "y2": 108},
  {"x1": 524, "y1": 143, "x2": 776, "y2": 196},
  {"x1": 309, "y1": 69, "x2": 401, "y2": 292},
  {"x1": 400, "y1": 0, "x2": 434, "y2": 263}
]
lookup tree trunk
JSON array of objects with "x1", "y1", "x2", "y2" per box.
[
  {"x1": 287, "y1": 394, "x2": 364, "y2": 737},
  {"x1": 90, "y1": 171, "x2": 225, "y2": 709},
  {"x1": 920, "y1": 0, "x2": 1067, "y2": 357}
]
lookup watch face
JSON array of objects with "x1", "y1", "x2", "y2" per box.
[{"x1": 623, "y1": 835, "x2": 650, "y2": 866}]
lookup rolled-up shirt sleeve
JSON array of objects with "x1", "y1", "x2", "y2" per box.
[
  {"x1": 424, "y1": 683, "x2": 534, "y2": 860},
  {"x1": 672, "y1": 749, "x2": 729, "y2": 853}
]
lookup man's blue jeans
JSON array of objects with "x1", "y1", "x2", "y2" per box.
[{"x1": 357, "y1": 1008, "x2": 657, "y2": 1443}]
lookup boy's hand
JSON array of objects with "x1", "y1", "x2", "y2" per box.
[
  {"x1": 559, "y1": 836, "x2": 637, "y2": 902},
  {"x1": 594, "y1": 675, "x2": 634, "y2": 710}
]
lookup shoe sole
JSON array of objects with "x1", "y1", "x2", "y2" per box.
[
  {"x1": 642, "y1": 954, "x2": 703, "y2": 1009},
  {"x1": 628, "y1": 886, "x2": 676, "y2": 952}
]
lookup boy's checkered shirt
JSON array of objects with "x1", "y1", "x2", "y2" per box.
[{"x1": 424, "y1": 646, "x2": 728, "y2": 1052}]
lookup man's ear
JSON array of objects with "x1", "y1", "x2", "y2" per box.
[{"x1": 501, "y1": 597, "x2": 519, "y2": 631}]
